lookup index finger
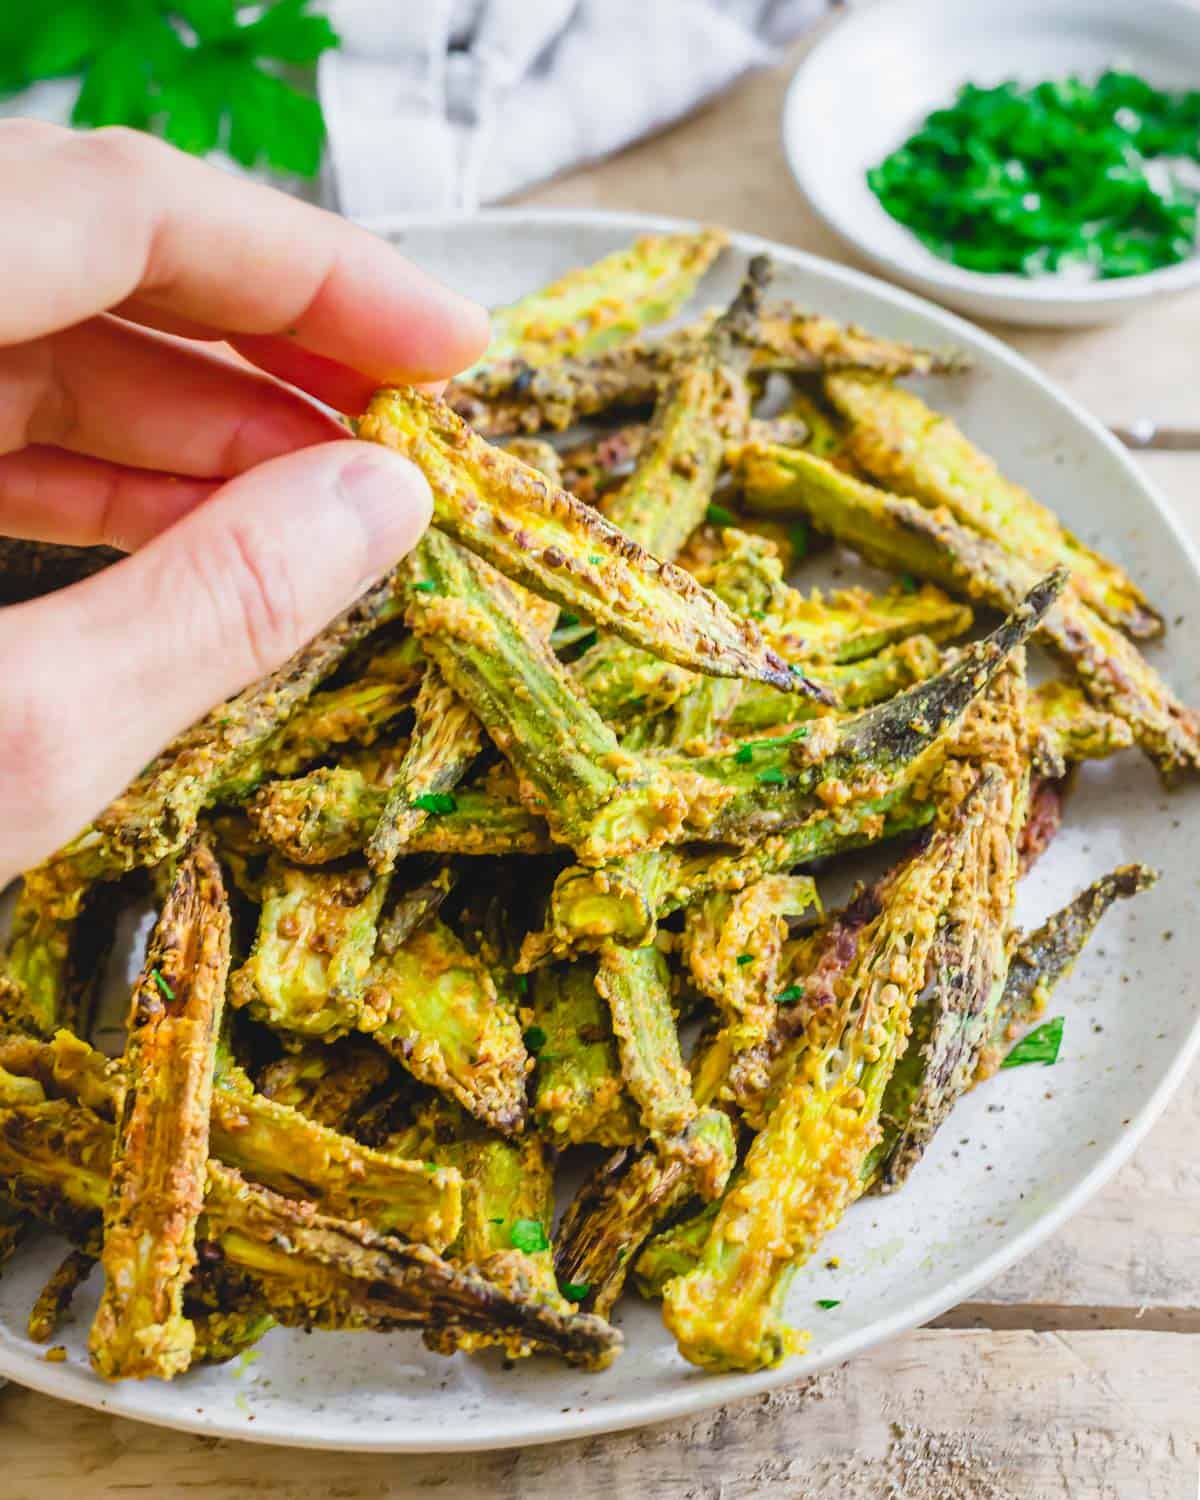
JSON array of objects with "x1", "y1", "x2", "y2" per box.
[{"x1": 0, "y1": 120, "x2": 489, "y2": 381}]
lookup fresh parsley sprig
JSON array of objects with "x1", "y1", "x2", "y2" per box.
[{"x1": 1, "y1": 0, "x2": 339, "y2": 177}]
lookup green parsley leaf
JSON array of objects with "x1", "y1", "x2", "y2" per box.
[
  {"x1": 509, "y1": 1218, "x2": 549, "y2": 1254},
  {"x1": 523, "y1": 1025, "x2": 548, "y2": 1054},
  {"x1": 489, "y1": 1216, "x2": 505, "y2": 1226},
  {"x1": 411, "y1": 579, "x2": 437, "y2": 594},
  {"x1": 816, "y1": 1298, "x2": 841, "y2": 1310},
  {"x1": 588, "y1": 554, "x2": 603, "y2": 565},
  {"x1": 424, "y1": 1162, "x2": 439, "y2": 1173},
  {"x1": 1000, "y1": 1015, "x2": 1064, "y2": 1069},
  {"x1": 733, "y1": 744, "x2": 754, "y2": 765},
  {"x1": 706, "y1": 503, "x2": 735, "y2": 527},
  {"x1": 151, "y1": 968, "x2": 175, "y2": 1002},
  {"x1": 560, "y1": 1282, "x2": 591, "y2": 1303},
  {"x1": 412, "y1": 792, "x2": 457, "y2": 815},
  {"x1": 515, "y1": 975, "x2": 529, "y2": 995},
  {"x1": 736, "y1": 953, "x2": 754, "y2": 967},
  {"x1": 788, "y1": 520, "x2": 810, "y2": 559},
  {"x1": 756, "y1": 767, "x2": 788, "y2": 786},
  {"x1": 775, "y1": 984, "x2": 804, "y2": 1005}
]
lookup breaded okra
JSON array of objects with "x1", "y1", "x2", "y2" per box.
[
  {"x1": 594, "y1": 943, "x2": 695, "y2": 1145},
  {"x1": 0, "y1": 1097, "x2": 620, "y2": 1370},
  {"x1": 3, "y1": 1029, "x2": 462, "y2": 1247},
  {"x1": 662, "y1": 784, "x2": 985, "y2": 1372},
  {"x1": 364, "y1": 919, "x2": 530, "y2": 1135},
  {"x1": 1029, "y1": 679, "x2": 1134, "y2": 779},
  {"x1": 357, "y1": 386, "x2": 799, "y2": 692},
  {"x1": 89, "y1": 840, "x2": 231, "y2": 1380},
  {"x1": 738, "y1": 443, "x2": 1200, "y2": 779},
  {"x1": 869, "y1": 662, "x2": 1030, "y2": 1190},
  {"x1": 404, "y1": 528, "x2": 687, "y2": 863},
  {"x1": 825, "y1": 373, "x2": 1162, "y2": 639},
  {"x1": 531, "y1": 961, "x2": 642, "y2": 1149}
]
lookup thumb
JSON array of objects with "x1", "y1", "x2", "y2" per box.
[{"x1": 0, "y1": 441, "x2": 430, "y2": 874}]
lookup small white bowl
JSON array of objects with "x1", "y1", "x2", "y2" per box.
[{"x1": 784, "y1": 0, "x2": 1200, "y2": 326}]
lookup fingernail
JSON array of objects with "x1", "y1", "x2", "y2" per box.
[{"x1": 336, "y1": 446, "x2": 433, "y2": 582}]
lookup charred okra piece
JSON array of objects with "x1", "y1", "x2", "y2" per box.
[
  {"x1": 554, "y1": 1109, "x2": 736, "y2": 1319},
  {"x1": 869, "y1": 664, "x2": 1029, "y2": 1191},
  {"x1": 357, "y1": 386, "x2": 799, "y2": 692},
  {"x1": 662, "y1": 787, "x2": 983, "y2": 1372},
  {"x1": 0, "y1": 538, "x2": 118, "y2": 603},
  {"x1": 404, "y1": 529, "x2": 687, "y2": 863},
  {"x1": 988, "y1": 864, "x2": 1158, "y2": 1064},
  {"x1": 531, "y1": 961, "x2": 642, "y2": 1149},
  {"x1": 89, "y1": 840, "x2": 231, "y2": 1380},
  {"x1": 739, "y1": 443, "x2": 1200, "y2": 780},
  {"x1": 364, "y1": 920, "x2": 530, "y2": 1135},
  {"x1": 825, "y1": 372, "x2": 1162, "y2": 639},
  {"x1": 230, "y1": 861, "x2": 386, "y2": 1038},
  {"x1": 255, "y1": 1036, "x2": 396, "y2": 1132},
  {"x1": 28, "y1": 1248, "x2": 96, "y2": 1343}
]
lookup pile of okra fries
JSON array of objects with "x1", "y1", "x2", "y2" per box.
[{"x1": 0, "y1": 230, "x2": 1193, "y2": 1379}]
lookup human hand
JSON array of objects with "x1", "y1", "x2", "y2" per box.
[{"x1": 0, "y1": 121, "x2": 489, "y2": 884}]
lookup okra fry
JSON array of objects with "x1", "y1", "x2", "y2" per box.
[
  {"x1": 0, "y1": 1099, "x2": 619, "y2": 1370},
  {"x1": 595, "y1": 943, "x2": 695, "y2": 1145},
  {"x1": 230, "y1": 861, "x2": 386, "y2": 1038},
  {"x1": 365, "y1": 663, "x2": 483, "y2": 875},
  {"x1": 531, "y1": 961, "x2": 642, "y2": 1149},
  {"x1": 357, "y1": 386, "x2": 802, "y2": 692},
  {"x1": 553, "y1": 1109, "x2": 736, "y2": 1319},
  {"x1": 3, "y1": 1029, "x2": 462, "y2": 1246},
  {"x1": 870, "y1": 663, "x2": 1029, "y2": 1190},
  {"x1": 90, "y1": 839, "x2": 231, "y2": 1381},
  {"x1": 405, "y1": 528, "x2": 686, "y2": 863},
  {"x1": 1029, "y1": 679, "x2": 1134, "y2": 779},
  {"x1": 989, "y1": 864, "x2": 1158, "y2": 1058},
  {"x1": 81, "y1": 573, "x2": 403, "y2": 879},
  {"x1": 739, "y1": 443, "x2": 1200, "y2": 779},
  {"x1": 28, "y1": 1248, "x2": 96, "y2": 1343},
  {"x1": 250, "y1": 767, "x2": 551, "y2": 864},
  {"x1": 466, "y1": 228, "x2": 728, "y2": 373},
  {"x1": 662, "y1": 785, "x2": 983, "y2": 1372},
  {"x1": 365, "y1": 920, "x2": 530, "y2": 1135},
  {"x1": 0, "y1": 537, "x2": 119, "y2": 604},
  {"x1": 825, "y1": 372, "x2": 1162, "y2": 639}
]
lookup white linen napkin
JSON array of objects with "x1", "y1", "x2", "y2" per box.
[{"x1": 319, "y1": 0, "x2": 833, "y2": 219}]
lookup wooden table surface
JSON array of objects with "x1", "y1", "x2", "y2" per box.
[{"x1": 5, "y1": 27, "x2": 1200, "y2": 1500}]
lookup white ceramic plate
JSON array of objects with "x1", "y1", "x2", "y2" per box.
[
  {"x1": 1, "y1": 211, "x2": 1198, "y2": 1451},
  {"x1": 784, "y1": 0, "x2": 1200, "y2": 326}
]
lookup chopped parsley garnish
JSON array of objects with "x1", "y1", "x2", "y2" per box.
[
  {"x1": 736, "y1": 953, "x2": 754, "y2": 967},
  {"x1": 558, "y1": 612, "x2": 581, "y2": 629},
  {"x1": 560, "y1": 1281, "x2": 591, "y2": 1303},
  {"x1": 588, "y1": 554, "x2": 603, "y2": 565},
  {"x1": 514, "y1": 975, "x2": 529, "y2": 996},
  {"x1": 706, "y1": 503, "x2": 735, "y2": 527},
  {"x1": 523, "y1": 1025, "x2": 548, "y2": 1054},
  {"x1": 150, "y1": 968, "x2": 175, "y2": 1002},
  {"x1": 733, "y1": 726, "x2": 808, "y2": 766},
  {"x1": 411, "y1": 579, "x2": 437, "y2": 594},
  {"x1": 489, "y1": 1216, "x2": 505, "y2": 1226},
  {"x1": 775, "y1": 984, "x2": 804, "y2": 1005},
  {"x1": 734, "y1": 744, "x2": 754, "y2": 765},
  {"x1": 412, "y1": 792, "x2": 457, "y2": 815},
  {"x1": 756, "y1": 767, "x2": 787, "y2": 786},
  {"x1": 789, "y1": 520, "x2": 810, "y2": 559},
  {"x1": 509, "y1": 1218, "x2": 549, "y2": 1254},
  {"x1": 816, "y1": 1298, "x2": 841, "y2": 1310},
  {"x1": 1000, "y1": 1015, "x2": 1064, "y2": 1069}
]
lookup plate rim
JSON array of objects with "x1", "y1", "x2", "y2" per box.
[
  {"x1": 781, "y1": 0, "x2": 1200, "y2": 315},
  {"x1": 2, "y1": 205, "x2": 1198, "y2": 1452}
]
